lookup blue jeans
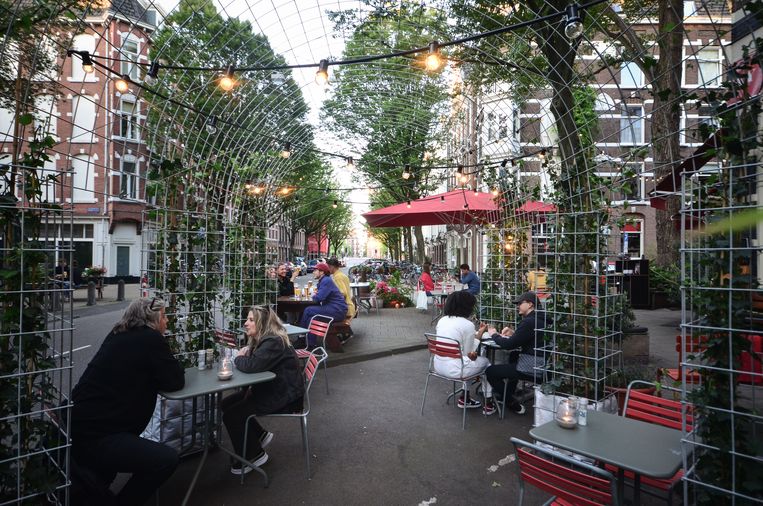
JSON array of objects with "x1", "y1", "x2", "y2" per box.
[{"x1": 73, "y1": 432, "x2": 179, "y2": 506}]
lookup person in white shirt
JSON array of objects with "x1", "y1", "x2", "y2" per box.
[{"x1": 434, "y1": 291, "x2": 495, "y2": 415}]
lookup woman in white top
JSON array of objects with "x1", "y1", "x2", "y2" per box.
[{"x1": 434, "y1": 291, "x2": 495, "y2": 414}]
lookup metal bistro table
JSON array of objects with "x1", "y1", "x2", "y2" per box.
[
  {"x1": 159, "y1": 367, "x2": 275, "y2": 506},
  {"x1": 349, "y1": 282, "x2": 371, "y2": 315},
  {"x1": 429, "y1": 289, "x2": 451, "y2": 325},
  {"x1": 529, "y1": 410, "x2": 685, "y2": 504}
]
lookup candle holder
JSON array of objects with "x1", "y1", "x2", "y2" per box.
[
  {"x1": 217, "y1": 348, "x2": 233, "y2": 380},
  {"x1": 555, "y1": 397, "x2": 578, "y2": 429}
]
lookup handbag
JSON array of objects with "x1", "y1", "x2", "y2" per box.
[
  {"x1": 416, "y1": 290, "x2": 429, "y2": 310},
  {"x1": 516, "y1": 353, "x2": 544, "y2": 376}
]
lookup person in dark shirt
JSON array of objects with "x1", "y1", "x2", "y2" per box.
[
  {"x1": 458, "y1": 263, "x2": 481, "y2": 295},
  {"x1": 222, "y1": 305, "x2": 304, "y2": 474},
  {"x1": 71, "y1": 297, "x2": 185, "y2": 505},
  {"x1": 276, "y1": 262, "x2": 299, "y2": 297},
  {"x1": 54, "y1": 258, "x2": 71, "y2": 289},
  {"x1": 484, "y1": 291, "x2": 546, "y2": 415}
]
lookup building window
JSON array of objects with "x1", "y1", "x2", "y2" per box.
[
  {"x1": 695, "y1": 48, "x2": 722, "y2": 87},
  {"x1": 71, "y1": 155, "x2": 94, "y2": 202},
  {"x1": 71, "y1": 34, "x2": 95, "y2": 81},
  {"x1": 621, "y1": 219, "x2": 643, "y2": 258},
  {"x1": 119, "y1": 98, "x2": 139, "y2": 140},
  {"x1": 120, "y1": 38, "x2": 140, "y2": 81},
  {"x1": 120, "y1": 158, "x2": 137, "y2": 199},
  {"x1": 35, "y1": 94, "x2": 57, "y2": 137},
  {"x1": 620, "y1": 105, "x2": 643, "y2": 145},
  {"x1": 0, "y1": 106, "x2": 14, "y2": 143},
  {"x1": 681, "y1": 103, "x2": 718, "y2": 145},
  {"x1": 486, "y1": 112, "x2": 495, "y2": 141},
  {"x1": 71, "y1": 95, "x2": 96, "y2": 143},
  {"x1": 620, "y1": 61, "x2": 644, "y2": 88},
  {"x1": 0, "y1": 155, "x2": 11, "y2": 196},
  {"x1": 540, "y1": 99, "x2": 558, "y2": 146}
]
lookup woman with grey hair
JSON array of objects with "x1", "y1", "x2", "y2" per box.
[{"x1": 71, "y1": 297, "x2": 185, "y2": 505}]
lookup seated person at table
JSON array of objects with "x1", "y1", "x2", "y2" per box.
[
  {"x1": 53, "y1": 257, "x2": 71, "y2": 289},
  {"x1": 435, "y1": 291, "x2": 495, "y2": 415},
  {"x1": 298, "y1": 262, "x2": 348, "y2": 347},
  {"x1": 327, "y1": 257, "x2": 355, "y2": 322},
  {"x1": 419, "y1": 264, "x2": 434, "y2": 296},
  {"x1": 485, "y1": 291, "x2": 547, "y2": 416},
  {"x1": 222, "y1": 306, "x2": 304, "y2": 474},
  {"x1": 276, "y1": 262, "x2": 300, "y2": 297},
  {"x1": 458, "y1": 263, "x2": 481, "y2": 295},
  {"x1": 70, "y1": 297, "x2": 185, "y2": 505}
]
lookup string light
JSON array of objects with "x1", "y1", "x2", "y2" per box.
[
  {"x1": 315, "y1": 59, "x2": 329, "y2": 86},
  {"x1": 539, "y1": 149, "x2": 547, "y2": 161},
  {"x1": 456, "y1": 165, "x2": 468, "y2": 185},
  {"x1": 80, "y1": 51, "x2": 94, "y2": 74},
  {"x1": 425, "y1": 41, "x2": 443, "y2": 71},
  {"x1": 491, "y1": 188, "x2": 499, "y2": 197},
  {"x1": 402, "y1": 164, "x2": 411, "y2": 180},
  {"x1": 206, "y1": 116, "x2": 218, "y2": 134},
  {"x1": 279, "y1": 187, "x2": 292, "y2": 196},
  {"x1": 463, "y1": 203, "x2": 469, "y2": 209},
  {"x1": 252, "y1": 186, "x2": 264, "y2": 195},
  {"x1": 280, "y1": 142, "x2": 291, "y2": 159},
  {"x1": 144, "y1": 61, "x2": 160, "y2": 86},
  {"x1": 219, "y1": 64, "x2": 236, "y2": 91},
  {"x1": 332, "y1": 200, "x2": 338, "y2": 208},
  {"x1": 564, "y1": 4, "x2": 584, "y2": 39},
  {"x1": 114, "y1": 75, "x2": 130, "y2": 93},
  {"x1": 440, "y1": 195, "x2": 445, "y2": 202},
  {"x1": 346, "y1": 157, "x2": 354, "y2": 169},
  {"x1": 406, "y1": 200, "x2": 411, "y2": 208}
]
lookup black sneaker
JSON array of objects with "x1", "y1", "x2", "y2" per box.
[
  {"x1": 457, "y1": 395, "x2": 482, "y2": 409},
  {"x1": 230, "y1": 451, "x2": 268, "y2": 475},
  {"x1": 507, "y1": 402, "x2": 526, "y2": 415},
  {"x1": 482, "y1": 400, "x2": 497, "y2": 416}
]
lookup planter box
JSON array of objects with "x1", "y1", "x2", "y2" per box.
[
  {"x1": 622, "y1": 328, "x2": 650, "y2": 364},
  {"x1": 141, "y1": 395, "x2": 208, "y2": 454},
  {"x1": 533, "y1": 386, "x2": 618, "y2": 428}
]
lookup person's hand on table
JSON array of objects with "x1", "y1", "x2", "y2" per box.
[
  {"x1": 467, "y1": 351, "x2": 478, "y2": 361},
  {"x1": 238, "y1": 346, "x2": 249, "y2": 356},
  {"x1": 501, "y1": 327, "x2": 514, "y2": 337}
]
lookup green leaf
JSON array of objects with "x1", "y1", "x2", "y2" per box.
[{"x1": 18, "y1": 113, "x2": 33, "y2": 125}]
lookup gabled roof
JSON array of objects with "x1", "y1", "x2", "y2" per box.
[{"x1": 108, "y1": 0, "x2": 157, "y2": 28}]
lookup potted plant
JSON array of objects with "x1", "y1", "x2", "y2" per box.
[{"x1": 82, "y1": 265, "x2": 107, "y2": 279}]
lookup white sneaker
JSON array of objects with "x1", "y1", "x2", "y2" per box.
[
  {"x1": 260, "y1": 431, "x2": 274, "y2": 449},
  {"x1": 230, "y1": 451, "x2": 268, "y2": 475}
]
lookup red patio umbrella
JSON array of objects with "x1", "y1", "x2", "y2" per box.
[
  {"x1": 516, "y1": 201, "x2": 557, "y2": 214},
  {"x1": 362, "y1": 189, "x2": 500, "y2": 228}
]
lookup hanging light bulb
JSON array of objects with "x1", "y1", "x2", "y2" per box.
[
  {"x1": 346, "y1": 157, "x2": 354, "y2": 169},
  {"x1": 491, "y1": 188, "x2": 499, "y2": 197},
  {"x1": 315, "y1": 59, "x2": 329, "y2": 86},
  {"x1": 332, "y1": 200, "x2": 338, "y2": 208},
  {"x1": 425, "y1": 41, "x2": 443, "y2": 72},
  {"x1": 205, "y1": 116, "x2": 218, "y2": 134},
  {"x1": 144, "y1": 61, "x2": 160, "y2": 86},
  {"x1": 279, "y1": 187, "x2": 292, "y2": 196},
  {"x1": 252, "y1": 186, "x2": 264, "y2": 195},
  {"x1": 219, "y1": 64, "x2": 236, "y2": 91},
  {"x1": 564, "y1": 4, "x2": 584, "y2": 40},
  {"x1": 406, "y1": 200, "x2": 411, "y2": 209},
  {"x1": 440, "y1": 195, "x2": 445, "y2": 202},
  {"x1": 539, "y1": 149, "x2": 547, "y2": 161},
  {"x1": 473, "y1": 187, "x2": 479, "y2": 197},
  {"x1": 423, "y1": 151, "x2": 432, "y2": 161},
  {"x1": 280, "y1": 142, "x2": 291, "y2": 159},
  {"x1": 271, "y1": 71, "x2": 285, "y2": 87},
  {"x1": 402, "y1": 165, "x2": 411, "y2": 180},
  {"x1": 463, "y1": 203, "x2": 469, "y2": 209},
  {"x1": 80, "y1": 51, "x2": 94, "y2": 74},
  {"x1": 114, "y1": 75, "x2": 130, "y2": 93}
]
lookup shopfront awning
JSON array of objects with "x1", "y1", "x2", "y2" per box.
[{"x1": 362, "y1": 189, "x2": 500, "y2": 228}]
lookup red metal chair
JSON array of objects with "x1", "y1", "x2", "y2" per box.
[
  {"x1": 294, "y1": 315, "x2": 333, "y2": 395},
  {"x1": 511, "y1": 437, "x2": 619, "y2": 506},
  {"x1": 421, "y1": 333, "x2": 483, "y2": 430},
  {"x1": 214, "y1": 328, "x2": 240, "y2": 348},
  {"x1": 242, "y1": 347, "x2": 328, "y2": 481},
  {"x1": 664, "y1": 334, "x2": 707, "y2": 384},
  {"x1": 605, "y1": 381, "x2": 695, "y2": 505}
]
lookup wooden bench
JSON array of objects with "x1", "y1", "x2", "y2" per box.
[{"x1": 325, "y1": 320, "x2": 352, "y2": 352}]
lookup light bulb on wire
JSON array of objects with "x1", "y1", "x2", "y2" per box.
[
  {"x1": 206, "y1": 116, "x2": 218, "y2": 134},
  {"x1": 80, "y1": 51, "x2": 94, "y2": 74},
  {"x1": 114, "y1": 75, "x2": 130, "y2": 93},
  {"x1": 332, "y1": 200, "x2": 338, "y2": 208},
  {"x1": 315, "y1": 59, "x2": 329, "y2": 86},
  {"x1": 280, "y1": 142, "x2": 291, "y2": 159},
  {"x1": 144, "y1": 61, "x2": 159, "y2": 86},
  {"x1": 491, "y1": 188, "x2": 499, "y2": 197},
  {"x1": 406, "y1": 200, "x2": 411, "y2": 209},
  {"x1": 402, "y1": 165, "x2": 411, "y2": 180},
  {"x1": 425, "y1": 41, "x2": 443, "y2": 72},
  {"x1": 219, "y1": 64, "x2": 236, "y2": 91},
  {"x1": 564, "y1": 4, "x2": 584, "y2": 39},
  {"x1": 346, "y1": 157, "x2": 354, "y2": 169}
]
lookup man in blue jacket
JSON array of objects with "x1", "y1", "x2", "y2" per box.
[
  {"x1": 484, "y1": 291, "x2": 546, "y2": 415},
  {"x1": 459, "y1": 263, "x2": 481, "y2": 295},
  {"x1": 299, "y1": 262, "x2": 348, "y2": 347}
]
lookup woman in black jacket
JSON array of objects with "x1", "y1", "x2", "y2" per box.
[{"x1": 222, "y1": 305, "x2": 304, "y2": 474}]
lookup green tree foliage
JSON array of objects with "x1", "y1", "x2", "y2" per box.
[{"x1": 321, "y1": 1, "x2": 449, "y2": 262}]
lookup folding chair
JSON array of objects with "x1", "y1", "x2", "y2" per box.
[
  {"x1": 663, "y1": 334, "x2": 707, "y2": 384},
  {"x1": 421, "y1": 333, "x2": 483, "y2": 430},
  {"x1": 511, "y1": 437, "x2": 619, "y2": 506},
  {"x1": 604, "y1": 380, "x2": 694, "y2": 505},
  {"x1": 242, "y1": 347, "x2": 328, "y2": 480},
  {"x1": 294, "y1": 315, "x2": 332, "y2": 395}
]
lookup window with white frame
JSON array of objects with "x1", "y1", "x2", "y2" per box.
[
  {"x1": 620, "y1": 105, "x2": 643, "y2": 144},
  {"x1": 71, "y1": 155, "x2": 94, "y2": 202},
  {"x1": 620, "y1": 61, "x2": 644, "y2": 88},
  {"x1": 0, "y1": 106, "x2": 14, "y2": 143},
  {"x1": 120, "y1": 38, "x2": 140, "y2": 80},
  {"x1": 35, "y1": 94, "x2": 56, "y2": 137},
  {"x1": 681, "y1": 102, "x2": 718, "y2": 145},
  {"x1": 39, "y1": 159, "x2": 57, "y2": 202},
  {"x1": 118, "y1": 98, "x2": 139, "y2": 140},
  {"x1": 71, "y1": 95, "x2": 96, "y2": 143},
  {"x1": 119, "y1": 157, "x2": 137, "y2": 199},
  {"x1": 621, "y1": 219, "x2": 643, "y2": 258},
  {"x1": 71, "y1": 34, "x2": 95, "y2": 81},
  {"x1": 486, "y1": 112, "x2": 496, "y2": 141},
  {"x1": 695, "y1": 48, "x2": 722, "y2": 87},
  {"x1": 0, "y1": 155, "x2": 11, "y2": 196},
  {"x1": 540, "y1": 99, "x2": 558, "y2": 146}
]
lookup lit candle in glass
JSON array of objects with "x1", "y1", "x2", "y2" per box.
[
  {"x1": 555, "y1": 397, "x2": 578, "y2": 429},
  {"x1": 217, "y1": 349, "x2": 233, "y2": 380}
]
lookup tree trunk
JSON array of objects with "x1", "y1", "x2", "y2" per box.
[
  {"x1": 651, "y1": 0, "x2": 683, "y2": 267},
  {"x1": 405, "y1": 227, "x2": 414, "y2": 261},
  {"x1": 414, "y1": 226, "x2": 425, "y2": 263}
]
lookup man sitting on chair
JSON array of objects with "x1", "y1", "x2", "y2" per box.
[
  {"x1": 484, "y1": 291, "x2": 547, "y2": 415},
  {"x1": 326, "y1": 258, "x2": 355, "y2": 323},
  {"x1": 298, "y1": 263, "x2": 347, "y2": 348}
]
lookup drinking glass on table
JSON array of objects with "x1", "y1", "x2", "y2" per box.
[{"x1": 294, "y1": 284, "x2": 300, "y2": 297}]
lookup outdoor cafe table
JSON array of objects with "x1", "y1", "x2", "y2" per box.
[
  {"x1": 159, "y1": 367, "x2": 275, "y2": 505},
  {"x1": 276, "y1": 296, "x2": 317, "y2": 323},
  {"x1": 529, "y1": 410, "x2": 685, "y2": 505},
  {"x1": 349, "y1": 282, "x2": 370, "y2": 315}
]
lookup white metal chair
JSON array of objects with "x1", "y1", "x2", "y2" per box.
[
  {"x1": 421, "y1": 333, "x2": 483, "y2": 430},
  {"x1": 242, "y1": 347, "x2": 328, "y2": 481},
  {"x1": 294, "y1": 314, "x2": 332, "y2": 395}
]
